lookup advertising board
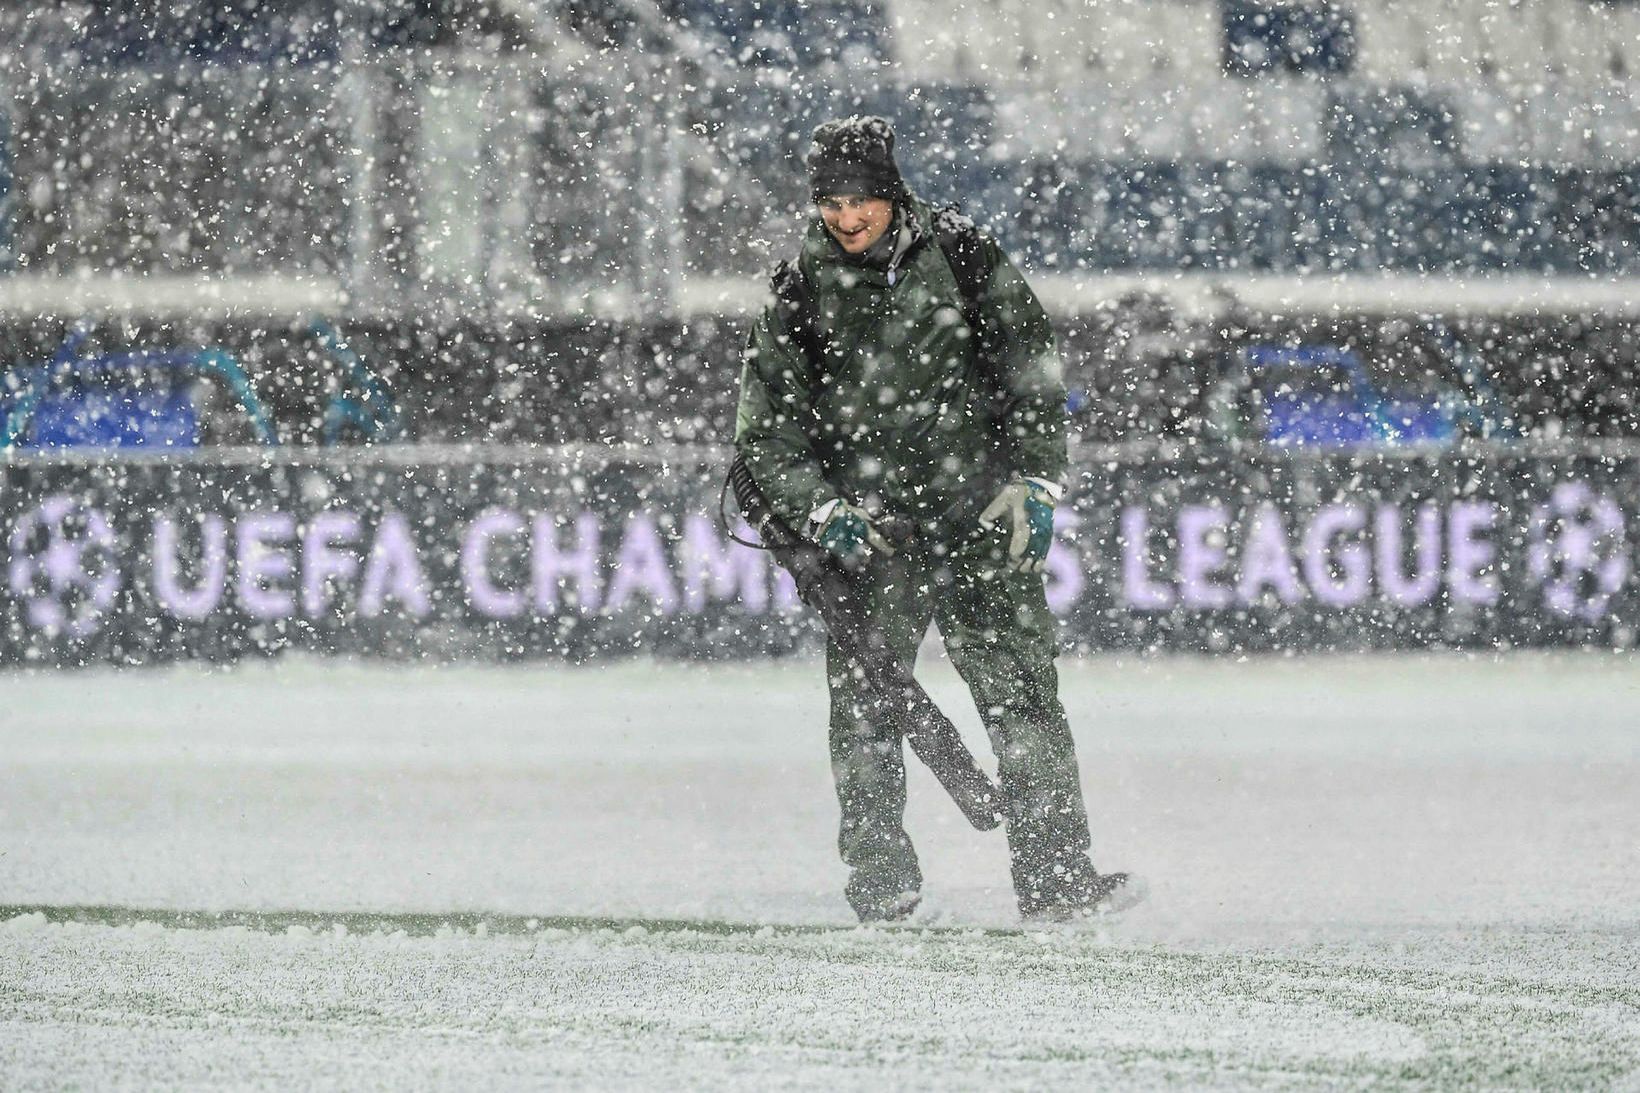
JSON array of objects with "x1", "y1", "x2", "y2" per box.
[{"x1": 3, "y1": 445, "x2": 1633, "y2": 665}]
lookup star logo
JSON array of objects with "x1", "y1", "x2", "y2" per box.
[
  {"x1": 1526, "y1": 482, "x2": 1630, "y2": 623},
  {"x1": 6, "y1": 495, "x2": 121, "y2": 639}
]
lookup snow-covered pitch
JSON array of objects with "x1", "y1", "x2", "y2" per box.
[{"x1": 3, "y1": 652, "x2": 1638, "y2": 1088}]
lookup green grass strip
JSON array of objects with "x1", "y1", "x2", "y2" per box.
[{"x1": 0, "y1": 902, "x2": 1030, "y2": 940}]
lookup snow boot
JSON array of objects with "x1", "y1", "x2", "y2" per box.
[
  {"x1": 1021, "y1": 872, "x2": 1146, "y2": 924},
  {"x1": 856, "y1": 890, "x2": 922, "y2": 925}
]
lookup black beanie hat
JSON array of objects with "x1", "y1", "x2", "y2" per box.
[{"x1": 807, "y1": 115, "x2": 904, "y2": 202}]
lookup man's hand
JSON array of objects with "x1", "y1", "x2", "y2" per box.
[
  {"x1": 811, "y1": 498, "x2": 896, "y2": 569},
  {"x1": 978, "y1": 476, "x2": 1058, "y2": 573}
]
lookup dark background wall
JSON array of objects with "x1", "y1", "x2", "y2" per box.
[{"x1": 3, "y1": 309, "x2": 1636, "y2": 449}]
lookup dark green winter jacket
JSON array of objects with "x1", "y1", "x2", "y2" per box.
[{"x1": 733, "y1": 193, "x2": 1068, "y2": 537}]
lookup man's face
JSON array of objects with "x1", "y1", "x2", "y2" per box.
[{"x1": 818, "y1": 194, "x2": 894, "y2": 254}]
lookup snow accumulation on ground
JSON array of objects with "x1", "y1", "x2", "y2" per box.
[{"x1": 2, "y1": 652, "x2": 1638, "y2": 1089}]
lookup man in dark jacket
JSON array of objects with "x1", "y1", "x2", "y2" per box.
[{"x1": 734, "y1": 116, "x2": 1139, "y2": 923}]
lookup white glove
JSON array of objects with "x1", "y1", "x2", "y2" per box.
[
  {"x1": 978, "y1": 476, "x2": 1060, "y2": 573},
  {"x1": 809, "y1": 498, "x2": 896, "y2": 569}
]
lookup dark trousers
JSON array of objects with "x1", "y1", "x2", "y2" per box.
[{"x1": 826, "y1": 538, "x2": 1099, "y2": 917}]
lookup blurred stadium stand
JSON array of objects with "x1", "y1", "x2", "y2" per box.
[
  {"x1": 2, "y1": 0, "x2": 1636, "y2": 289},
  {"x1": 654, "y1": 0, "x2": 893, "y2": 68},
  {"x1": 0, "y1": 0, "x2": 1638, "y2": 445}
]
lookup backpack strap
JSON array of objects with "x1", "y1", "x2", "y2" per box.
[
  {"x1": 929, "y1": 202, "x2": 992, "y2": 340},
  {"x1": 769, "y1": 258, "x2": 825, "y2": 373}
]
